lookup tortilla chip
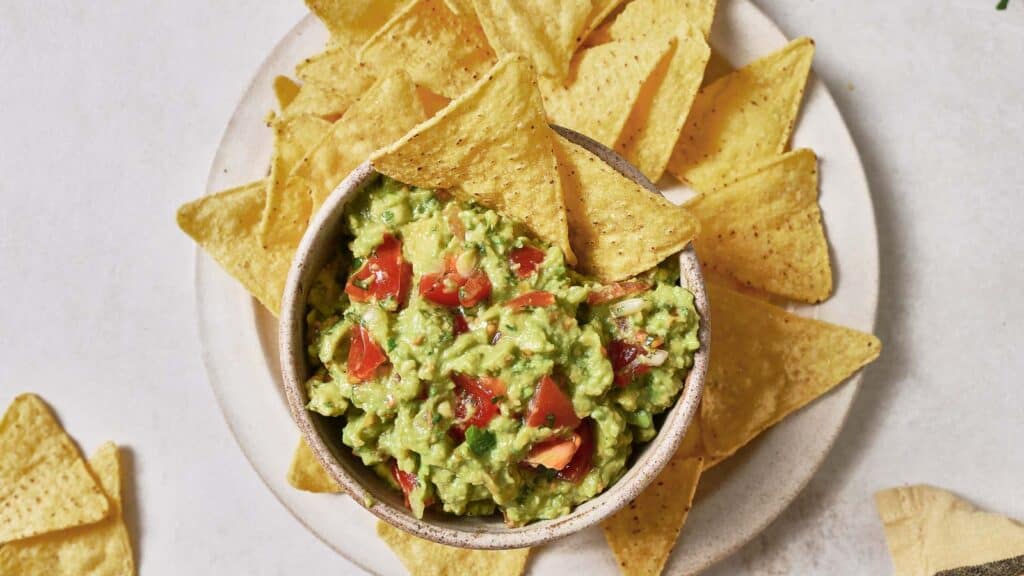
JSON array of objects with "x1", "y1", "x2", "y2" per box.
[
  {"x1": 0, "y1": 442, "x2": 135, "y2": 575},
  {"x1": 667, "y1": 37, "x2": 815, "y2": 191},
  {"x1": 443, "y1": 0, "x2": 475, "y2": 16},
  {"x1": 287, "y1": 439, "x2": 342, "y2": 493},
  {"x1": 676, "y1": 416, "x2": 705, "y2": 459},
  {"x1": 614, "y1": 22, "x2": 709, "y2": 181},
  {"x1": 552, "y1": 135, "x2": 699, "y2": 281},
  {"x1": 702, "y1": 49, "x2": 733, "y2": 86},
  {"x1": 472, "y1": 0, "x2": 592, "y2": 80},
  {"x1": 876, "y1": 485, "x2": 1024, "y2": 576},
  {"x1": 262, "y1": 71, "x2": 427, "y2": 248},
  {"x1": 700, "y1": 283, "x2": 881, "y2": 461},
  {"x1": 377, "y1": 521, "x2": 531, "y2": 576},
  {"x1": 540, "y1": 35, "x2": 672, "y2": 148},
  {"x1": 686, "y1": 149, "x2": 831, "y2": 302},
  {"x1": 177, "y1": 181, "x2": 293, "y2": 316},
  {"x1": 611, "y1": 0, "x2": 717, "y2": 40},
  {"x1": 371, "y1": 55, "x2": 575, "y2": 264},
  {"x1": 294, "y1": 47, "x2": 377, "y2": 97},
  {"x1": 581, "y1": 0, "x2": 627, "y2": 41},
  {"x1": 262, "y1": 114, "x2": 333, "y2": 242},
  {"x1": 602, "y1": 457, "x2": 703, "y2": 576},
  {"x1": 273, "y1": 76, "x2": 301, "y2": 110},
  {"x1": 358, "y1": 0, "x2": 497, "y2": 99},
  {"x1": 0, "y1": 394, "x2": 109, "y2": 545},
  {"x1": 415, "y1": 85, "x2": 451, "y2": 118},
  {"x1": 281, "y1": 82, "x2": 356, "y2": 122},
  {"x1": 305, "y1": 0, "x2": 408, "y2": 51}
]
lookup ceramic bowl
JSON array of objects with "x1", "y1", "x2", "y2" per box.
[{"x1": 279, "y1": 126, "x2": 710, "y2": 550}]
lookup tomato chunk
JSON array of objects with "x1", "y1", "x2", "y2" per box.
[
  {"x1": 506, "y1": 291, "x2": 555, "y2": 311},
  {"x1": 523, "y1": 433, "x2": 581, "y2": 470},
  {"x1": 347, "y1": 325, "x2": 387, "y2": 381},
  {"x1": 419, "y1": 257, "x2": 492, "y2": 308},
  {"x1": 451, "y1": 374, "x2": 504, "y2": 439},
  {"x1": 607, "y1": 339, "x2": 650, "y2": 387},
  {"x1": 587, "y1": 281, "x2": 650, "y2": 305},
  {"x1": 558, "y1": 419, "x2": 595, "y2": 483},
  {"x1": 509, "y1": 246, "x2": 545, "y2": 278},
  {"x1": 389, "y1": 460, "x2": 433, "y2": 508},
  {"x1": 452, "y1": 312, "x2": 470, "y2": 337},
  {"x1": 345, "y1": 234, "x2": 413, "y2": 306},
  {"x1": 459, "y1": 272, "x2": 492, "y2": 307},
  {"x1": 525, "y1": 375, "x2": 580, "y2": 428}
]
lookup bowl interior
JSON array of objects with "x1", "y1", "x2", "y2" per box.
[{"x1": 279, "y1": 128, "x2": 710, "y2": 550}]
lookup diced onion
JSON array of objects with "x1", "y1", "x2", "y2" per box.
[
  {"x1": 455, "y1": 249, "x2": 478, "y2": 276},
  {"x1": 609, "y1": 297, "x2": 647, "y2": 317},
  {"x1": 637, "y1": 349, "x2": 669, "y2": 367}
]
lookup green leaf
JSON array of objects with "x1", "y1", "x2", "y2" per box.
[{"x1": 465, "y1": 426, "x2": 497, "y2": 455}]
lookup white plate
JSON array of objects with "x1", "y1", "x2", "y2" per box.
[{"x1": 196, "y1": 1, "x2": 878, "y2": 573}]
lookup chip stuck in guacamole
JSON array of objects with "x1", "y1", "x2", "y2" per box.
[{"x1": 302, "y1": 177, "x2": 701, "y2": 525}]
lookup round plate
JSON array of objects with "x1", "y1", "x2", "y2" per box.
[{"x1": 196, "y1": 1, "x2": 878, "y2": 574}]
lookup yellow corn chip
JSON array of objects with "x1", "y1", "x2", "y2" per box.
[
  {"x1": 700, "y1": 283, "x2": 881, "y2": 461},
  {"x1": 552, "y1": 135, "x2": 699, "y2": 281},
  {"x1": 876, "y1": 485, "x2": 1024, "y2": 576},
  {"x1": 294, "y1": 47, "x2": 376, "y2": 98},
  {"x1": 0, "y1": 394, "x2": 109, "y2": 545},
  {"x1": 177, "y1": 181, "x2": 293, "y2": 316},
  {"x1": 273, "y1": 76, "x2": 301, "y2": 110},
  {"x1": 358, "y1": 0, "x2": 496, "y2": 99},
  {"x1": 668, "y1": 37, "x2": 815, "y2": 191},
  {"x1": 472, "y1": 0, "x2": 592, "y2": 80},
  {"x1": 0, "y1": 442, "x2": 135, "y2": 576},
  {"x1": 614, "y1": 23, "x2": 710, "y2": 181},
  {"x1": 540, "y1": 35, "x2": 672, "y2": 148},
  {"x1": 259, "y1": 114, "x2": 333, "y2": 245},
  {"x1": 602, "y1": 457, "x2": 703, "y2": 576},
  {"x1": 443, "y1": 0, "x2": 475, "y2": 16},
  {"x1": 281, "y1": 82, "x2": 354, "y2": 122},
  {"x1": 371, "y1": 55, "x2": 575, "y2": 264},
  {"x1": 377, "y1": 521, "x2": 531, "y2": 576},
  {"x1": 581, "y1": 0, "x2": 627, "y2": 39},
  {"x1": 262, "y1": 71, "x2": 427, "y2": 248},
  {"x1": 305, "y1": 0, "x2": 408, "y2": 51},
  {"x1": 415, "y1": 85, "x2": 451, "y2": 118},
  {"x1": 686, "y1": 149, "x2": 831, "y2": 302},
  {"x1": 609, "y1": 0, "x2": 717, "y2": 40},
  {"x1": 287, "y1": 438, "x2": 342, "y2": 493},
  {"x1": 676, "y1": 416, "x2": 705, "y2": 459},
  {"x1": 702, "y1": 49, "x2": 733, "y2": 86}
]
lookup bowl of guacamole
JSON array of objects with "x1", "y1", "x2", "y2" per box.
[{"x1": 280, "y1": 138, "x2": 709, "y2": 550}]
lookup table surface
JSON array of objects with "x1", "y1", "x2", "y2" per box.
[{"x1": 1, "y1": 1, "x2": 1021, "y2": 574}]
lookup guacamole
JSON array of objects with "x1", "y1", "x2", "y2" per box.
[{"x1": 304, "y1": 177, "x2": 700, "y2": 526}]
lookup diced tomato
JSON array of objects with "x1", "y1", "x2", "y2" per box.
[
  {"x1": 558, "y1": 419, "x2": 595, "y2": 483},
  {"x1": 459, "y1": 272, "x2": 492, "y2": 307},
  {"x1": 345, "y1": 235, "x2": 413, "y2": 307},
  {"x1": 389, "y1": 460, "x2": 434, "y2": 508},
  {"x1": 523, "y1": 433, "x2": 581, "y2": 470},
  {"x1": 607, "y1": 339, "x2": 650, "y2": 387},
  {"x1": 419, "y1": 258, "x2": 492, "y2": 308},
  {"x1": 525, "y1": 375, "x2": 580, "y2": 429},
  {"x1": 452, "y1": 312, "x2": 470, "y2": 337},
  {"x1": 506, "y1": 291, "x2": 556, "y2": 311},
  {"x1": 347, "y1": 325, "x2": 387, "y2": 381},
  {"x1": 587, "y1": 281, "x2": 650, "y2": 305},
  {"x1": 451, "y1": 373, "x2": 504, "y2": 438},
  {"x1": 509, "y1": 246, "x2": 545, "y2": 278}
]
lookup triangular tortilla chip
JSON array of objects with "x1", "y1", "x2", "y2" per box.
[
  {"x1": 280, "y1": 82, "x2": 357, "y2": 122},
  {"x1": 686, "y1": 149, "x2": 832, "y2": 302},
  {"x1": 602, "y1": 456, "x2": 703, "y2": 576},
  {"x1": 0, "y1": 394, "x2": 109, "y2": 545},
  {"x1": 273, "y1": 76, "x2": 301, "y2": 110},
  {"x1": 287, "y1": 438, "x2": 342, "y2": 493},
  {"x1": 540, "y1": 35, "x2": 672, "y2": 148},
  {"x1": 443, "y1": 0, "x2": 475, "y2": 16},
  {"x1": 580, "y1": 0, "x2": 627, "y2": 41},
  {"x1": 371, "y1": 55, "x2": 575, "y2": 264},
  {"x1": 552, "y1": 135, "x2": 699, "y2": 281},
  {"x1": 377, "y1": 521, "x2": 531, "y2": 576},
  {"x1": 305, "y1": 0, "x2": 408, "y2": 51},
  {"x1": 177, "y1": 180, "x2": 293, "y2": 316},
  {"x1": 358, "y1": 0, "x2": 496, "y2": 99},
  {"x1": 667, "y1": 37, "x2": 815, "y2": 192},
  {"x1": 609, "y1": 0, "x2": 717, "y2": 40},
  {"x1": 260, "y1": 114, "x2": 333, "y2": 243},
  {"x1": 472, "y1": 0, "x2": 592, "y2": 80},
  {"x1": 614, "y1": 22, "x2": 709, "y2": 181},
  {"x1": 294, "y1": 46, "x2": 377, "y2": 97},
  {"x1": 261, "y1": 71, "x2": 427, "y2": 248},
  {"x1": 700, "y1": 283, "x2": 881, "y2": 460},
  {"x1": 0, "y1": 442, "x2": 135, "y2": 575},
  {"x1": 876, "y1": 485, "x2": 1024, "y2": 576}
]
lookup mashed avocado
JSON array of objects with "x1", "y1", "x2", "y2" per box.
[{"x1": 304, "y1": 177, "x2": 700, "y2": 525}]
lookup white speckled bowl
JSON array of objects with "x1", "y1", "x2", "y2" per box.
[{"x1": 279, "y1": 127, "x2": 710, "y2": 550}]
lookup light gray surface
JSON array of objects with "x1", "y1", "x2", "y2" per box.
[{"x1": 0, "y1": 1, "x2": 1020, "y2": 575}]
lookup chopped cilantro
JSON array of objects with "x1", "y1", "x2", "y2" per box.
[
  {"x1": 465, "y1": 426, "x2": 497, "y2": 455},
  {"x1": 545, "y1": 413, "x2": 555, "y2": 428},
  {"x1": 997, "y1": 0, "x2": 1008, "y2": 9},
  {"x1": 432, "y1": 412, "x2": 442, "y2": 424},
  {"x1": 386, "y1": 337, "x2": 397, "y2": 351},
  {"x1": 490, "y1": 395, "x2": 505, "y2": 405}
]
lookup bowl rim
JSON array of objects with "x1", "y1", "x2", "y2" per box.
[{"x1": 279, "y1": 126, "x2": 710, "y2": 550}]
